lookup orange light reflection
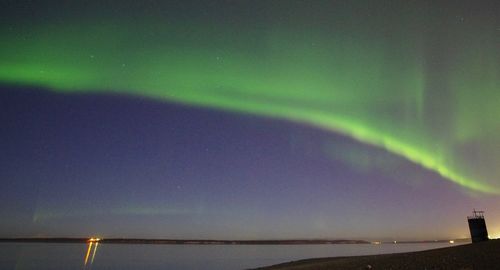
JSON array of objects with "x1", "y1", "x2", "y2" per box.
[{"x1": 84, "y1": 242, "x2": 93, "y2": 266}]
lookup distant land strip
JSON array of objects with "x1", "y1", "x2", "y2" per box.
[{"x1": 0, "y1": 238, "x2": 470, "y2": 245}]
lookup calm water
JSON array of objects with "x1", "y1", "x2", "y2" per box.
[{"x1": 0, "y1": 242, "x2": 466, "y2": 270}]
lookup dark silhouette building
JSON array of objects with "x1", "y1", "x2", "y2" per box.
[{"x1": 467, "y1": 209, "x2": 489, "y2": 243}]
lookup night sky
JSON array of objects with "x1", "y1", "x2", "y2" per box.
[{"x1": 1, "y1": 1, "x2": 499, "y2": 240}]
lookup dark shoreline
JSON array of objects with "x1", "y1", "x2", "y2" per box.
[
  {"x1": 0, "y1": 238, "x2": 468, "y2": 245},
  {"x1": 0, "y1": 238, "x2": 369, "y2": 245},
  {"x1": 254, "y1": 239, "x2": 499, "y2": 270}
]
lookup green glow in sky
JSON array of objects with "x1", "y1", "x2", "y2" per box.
[{"x1": 1, "y1": 2, "x2": 499, "y2": 194}]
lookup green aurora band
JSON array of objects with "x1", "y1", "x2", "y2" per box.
[{"x1": 1, "y1": 2, "x2": 499, "y2": 194}]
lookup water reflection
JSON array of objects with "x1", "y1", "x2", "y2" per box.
[
  {"x1": 83, "y1": 239, "x2": 100, "y2": 268},
  {"x1": 0, "y1": 242, "x2": 468, "y2": 270}
]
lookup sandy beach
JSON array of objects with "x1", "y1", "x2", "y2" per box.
[{"x1": 254, "y1": 239, "x2": 499, "y2": 270}]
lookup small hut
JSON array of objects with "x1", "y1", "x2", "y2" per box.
[{"x1": 467, "y1": 209, "x2": 489, "y2": 243}]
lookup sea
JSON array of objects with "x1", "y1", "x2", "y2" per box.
[{"x1": 0, "y1": 242, "x2": 466, "y2": 270}]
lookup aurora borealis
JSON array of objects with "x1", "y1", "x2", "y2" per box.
[{"x1": 1, "y1": 1, "x2": 500, "y2": 240}]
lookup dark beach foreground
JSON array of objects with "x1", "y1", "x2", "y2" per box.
[{"x1": 254, "y1": 239, "x2": 500, "y2": 270}]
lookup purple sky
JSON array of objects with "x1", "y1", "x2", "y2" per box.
[{"x1": 1, "y1": 86, "x2": 498, "y2": 240}]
